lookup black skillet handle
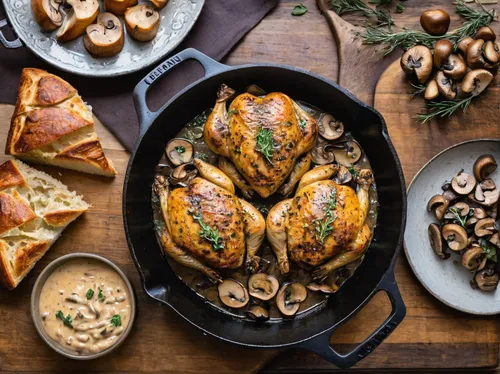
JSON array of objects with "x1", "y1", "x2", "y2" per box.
[
  {"x1": 133, "y1": 48, "x2": 229, "y2": 137},
  {"x1": 298, "y1": 271, "x2": 406, "y2": 369},
  {"x1": 0, "y1": 19, "x2": 22, "y2": 48}
]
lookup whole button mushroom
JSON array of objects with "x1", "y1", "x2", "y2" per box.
[
  {"x1": 84, "y1": 13, "x2": 124, "y2": 58},
  {"x1": 420, "y1": 9, "x2": 450, "y2": 36},
  {"x1": 124, "y1": 4, "x2": 160, "y2": 42},
  {"x1": 484, "y1": 41, "x2": 500, "y2": 66},
  {"x1": 400, "y1": 45, "x2": 433, "y2": 84},
  {"x1": 466, "y1": 39, "x2": 488, "y2": 69},
  {"x1": 31, "y1": 0, "x2": 64, "y2": 31},
  {"x1": 433, "y1": 39, "x2": 453, "y2": 68},
  {"x1": 104, "y1": 0, "x2": 138, "y2": 16},
  {"x1": 442, "y1": 54, "x2": 467, "y2": 80},
  {"x1": 474, "y1": 26, "x2": 496, "y2": 42},
  {"x1": 461, "y1": 69, "x2": 494, "y2": 97},
  {"x1": 457, "y1": 37, "x2": 474, "y2": 56}
]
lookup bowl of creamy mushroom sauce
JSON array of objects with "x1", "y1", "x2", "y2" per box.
[{"x1": 31, "y1": 253, "x2": 136, "y2": 359}]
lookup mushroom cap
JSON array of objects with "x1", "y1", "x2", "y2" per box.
[
  {"x1": 307, "y1": 282, "x2": 338, "y2": 294},
  {"x1": 31, "y1": 0, "x2": 64, "y2": 31},
  {"x1": 420, "y1": 9, "x2": 450, "y2": 36},
  {"x1": 424, "y1": 80, "x2": 439, "y2": 101},
  {"x1": 484, "y1": 41, "x2": 500, "y2": 65},
  {"x1": 124, "y1": 4, "x2": 160, "y2": 42},
  {"x1": 276, "y1": 283, "x2": 307, "y2": 317},
  {"x1": 457, "y1": 37, "x2": 474, "y2": 56},
  {"x1": 104, "y1": 0, "x2": 138, "y2": 16},
  {"x1": 400, "y1": 46, "x2": 433, "y2": 84},
  {"x1": 247, "y1": 273, "x2": 279, "y2": 301},
  {"x1": 427, "y1": 194, "x2": 449, "y2": 220},
  {"x1": 56, "y1": 0, "x2": 100, "y2": 42},
  {"x1": 461, "y1": 69, "x2": 494, "y2": 96},
  {"x1": 218, "y1": 279, "x2": 249, "y2": 308},
  {"x1": 332, "y1": 141, "x2": 362, "y2": 166},
  {"x1": 451, "y1": 172, "x2": 475, "y2": 195},
  {"x1": 442, "y1": 54, "x2": 467, "y2": 80},
  {"x1": 475, "y1": 26, "x2": 496, "y2": 42},
  {"x1": 474, "y1": 218, "x2": 496, "y2": 237},
  {"x1": 246, "y1": 305, "x2": 269, "y2": 320},
  {"x1": 461, "y1": 245, "x2": 484, "y2": 270},
  {"x1": 169, "y1": 163, "x2": 197, "y2": 186},
  {"x1": 433, "y1": 39, "x2": 453, "y2": 68},
  {"x1": 442, "y1": 189, "x2": 458, "y2": 202},
  {"x1": 311, "y1": 141, "x2": 335, "y2": 165},
  {"x1": 428, "y1": 223, "x2": 448, "y2": 260},
  {"x1": 473, "y1": 154, "x2": 497, "y2": 181},
  {"x1": 165, "y1": 138, "x2": 194, "y2": 166},
  {"x1": 466, "y1": 39, "x2": 486, "y2": 69},
  {"x1": 441, "y1": 223, "x2": 468, "y2": 251},
  {"x1": 472, "y1": 206, "x2": 488, "y2": 220},
  {"x1": 474, "y1": 269, "x2": 499, "y2": 292},
  {"x1": 435, "y1": 71, "x2": 456, "y2": 100},
  {"x1": 84, "y1": 13, "x2": 124, "y2": 58},
  {"x1": 318, "y1": 114, "x2": 344, "y2": 140},
  {"x1": 447, "y1": 202, "x2": 470, "y2": 219}
]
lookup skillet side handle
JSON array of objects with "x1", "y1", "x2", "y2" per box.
[
  {"x1": 298, "y1": 272, "x2": 406, "y2": 369},
  {"x1": 0, "y1": 19, "x2": 22, "y2": 48},
  {"x1": 133, "y1": 48, "x2": 229, "y2": 137}
]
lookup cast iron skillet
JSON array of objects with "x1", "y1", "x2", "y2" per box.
[{"x1": 123, "y1": 48, "x2": 407, "y2": 369}]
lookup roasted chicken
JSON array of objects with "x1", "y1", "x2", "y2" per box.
[{"x1": 204, "y1": 85, "x2": 318, "y2": 198}]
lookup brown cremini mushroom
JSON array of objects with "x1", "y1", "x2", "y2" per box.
[
  {"x1": 489, "y1": 232, "x2": 500, "y2": 248},
  {"x1": 248, "y1": 273, "x2": 279, "y2": 301},
  {"x1": 457, "y1": 37, "x2": 474, "y2": 56},
  {"x1": 311, "y1": 144, "x2": 335, "y2": 165},
  {"x1": 31, "y1": 0, "x2": 64, "y2": 31},
  {"x1": 424, "y1": 80, "x2": 439, "y2": 100},
  {"x1": 83, "y1": 13, "x2": 124, "y2": 58},
  {"x1": 165, "y1": 138, "x2": 194, "y2": 166},
  {"x1": 444, "y1": 202, "x2": 470, "y2": 221},
  {"x1": 124, "y1": 4, "x2": 160, "y2": 42},
  {"x1": 246, "y1": 305, "x2": 269, "y2": 320},
  {"x1": 474, "y1": 218, "x2": 496, "y2": 237},
  {"x1": 307, "y1": 282, "x2": 338, "y2": 294},
  {"x1": 420, "y1": 9, "x2": 450, "y2": 36},
  {"x1": 218, "y1": 279, "x2": 249, "y2": 308},
  {"x1": 318, "y1": 114, "x2": 344, "y2": 140},
  {"x1": 466, "y1": 39, "x2": 487, "y2": 69},
  {"x1": 433, "y1": 39, "x2": 453, "y2": 68},
  {"x1": 474, "y1": 269, "x2": 499, "y2": 292},
  {"x1": 484, "y1": 41, "x2": 500, "y2": 65},
  {"x1": 429, "y1": 223, "x2": 449, "y2": 260},
  {"x1": 333, "y1": 165, "x2": 353, "y2": 185},
  {"x1": 451, "y1": 172, "x2": 475, "y2": 195},
  {"x1": 56, "y1": 0, "x2": 100, "y2": 42},
  {"x1": 169, "y1": 163, "x2": 197, "y2": 186},
  {"x1": 441, "y1": 223, "x2": 468, "y2": 251},
  {"x1": 475, "y1": 179, "x2": 499, "y2": 206},
  {"x1": 332, "y1": 141, "x2": 361, "y2": 166},
  {"x1": 442, "y1": 189, "x2": 458, "y2": 202},
  {"x1": 473, "y1": 154, "x2": 497, "y2": 181},
  {"x1": 401, "y1": 46, "x2": 433, "y2": 84},
  {"x1": 276, "y1": 283, "x2": 307, "y2": 317},
  {"x1": 435, "y1": 71, "x2": 456, "y2": 100},
  {"x1": 104, "y1": 0, "x2": 138, "y2": 16},
  {"x1": 461, "y1": 245, "x2": 485, "y2": 270},
  {"x1": 442, "y1": 54, "x2": 467, "y2": 80},
  {"x1": 475, "y1": 26, "x2": 496, "y2": 42},
  {"x1": 427, "y1": 195, "x2": 449, "y2": 220},
  {"x1": 472, "y1": 206, "x2": 488, "y2": 220},
  {"x1": 461, "y1": 69, "x2": 494, "y2": 96}
]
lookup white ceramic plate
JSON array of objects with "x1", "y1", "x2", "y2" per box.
[{"x1": 405, "y1": 139, "x2": 500, "y2": 315}]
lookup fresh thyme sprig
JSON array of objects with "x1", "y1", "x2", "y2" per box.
[
  {"x1": 410, "y1": 83, "x2": 427, "y2": 99},
  {"x1": 313, "y1": 189, "x2": 338, "y2": 244},
  {"x1": 447, "y1": 207, "x2": 467, "y2": 228},
  {"x1": 255, "y1": 127, "x2": 275, "y2": 165},
  {"x1": 416, "y1": 96, "x2": 474, "y2": 124},
  {"x1": 193, "y1": 213, "x2": 223, "y2": 252},
  {"x1": 331, "y1": 0, "x2": 394, "y2": 28}
]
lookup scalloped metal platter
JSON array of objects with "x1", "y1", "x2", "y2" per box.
[{"x1": 3, "y1": 0, "x2": 205, "y2": 77}]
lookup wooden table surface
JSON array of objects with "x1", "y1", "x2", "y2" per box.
[{"x1": 1, "y1": 0, "x2": 500, "y2": 372}]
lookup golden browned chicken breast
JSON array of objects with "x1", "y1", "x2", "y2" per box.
[
  {"x1": 204, "y1": 85, "x2": 318, "y2": 198},
  {"x1": 154, "y1": 159, "x2": 266, "y2": 282},
  {"x1": 266, "y1": 164, "x2": 373, "y2": 280}
]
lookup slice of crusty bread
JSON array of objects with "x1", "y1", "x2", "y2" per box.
[
  {"x1": 0, "y1": 159, "x2": 89, "y2": 289},
  {"x1": 5, "y1": 68, "x2": 117, "y2": 177}
]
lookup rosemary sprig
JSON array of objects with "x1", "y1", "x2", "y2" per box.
[
  {"x1": 193, "y1": 213, "x2": 223, "y2": 251},
  {"x1": 416, "y1": 96, "x2": 474, "y2": 124},
  {"x1": 313, "y1": 189, "x2": 338, "y2": 244},
  {"x1": 331, "y1": 0, "x2": 394, "y2": 28},
  {"x1": 410, "y1": 83, "x2": 426, "y2": 99},
  {"x1": 454, "y1": 0, "x2": 497, "y2": 43},
  {"x1": 255, "y1": 127, "x2": 275, "y2": 165}
]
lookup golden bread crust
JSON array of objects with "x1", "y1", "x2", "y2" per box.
[
  {"x1": 14, "y1": 241, "x2": 50, "y2": 277},
  {"x1": 57, "y1": 139, "x2": 117, "y2": 176},
  {"x1": 0, "y1": 191, "x2": 36, "y2": 235},
  {"x1": 44, "y1": 209, "x2": 86, "y2": 227},
  {"x1": 0, "y1": 160, "x2": 27, "y2": 190}
]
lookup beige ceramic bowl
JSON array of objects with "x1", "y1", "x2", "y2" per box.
[{"x1": 31, "y1": 253, "x2": 136, "y2": 359}]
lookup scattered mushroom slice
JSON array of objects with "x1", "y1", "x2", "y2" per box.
[
  {"x1": 474, "y1": 269, "x2": 499, "y2": 292},
  {"x1": 400, "y1": 45, "x2": 433, "y2": 83},
  {"x1": 475, "y1": 26, "x2": 496, "y2": 42},
  {"x1": 442, "y1": 189, "x2": 458, "y2": 202},
  {"x1": 472, "y1": 207, "x2": 487, "y2": 220},
  {"x1": 441, "y1": 223, "x2": 468, "y2": 251},
  {"x1": 246, "y1": 305, "x2": 269, "y2": 321},
  {"x1": 84, "y1": 13, "x2": 124, "y2": 58},
  {"x1": 428, "y1": 223, "x2": 449, "y2": 260},
  {"x1": 480, "y1": 178, "x2": 496, "y2": 191},
  {"x1": 457, "y1": 37, "x2": 473, "y2": 56},
  {"x1": 124, "y1": 4, "x2": 160, "y2": 42},
  {"x1": 333, "y1": 165, "x2": 353, "y2": 185},
  {"x1": 442, "y1": 54, "x2": 467, "y2": 80},
  {"x1": 332, "y1": 141, "x2": 361, "y2": 166},
  {"x1": 461, "y1": 245, "x2": 485, "y2": 270},
  {"x1": 318, "y1": 114, "x2": 344, "y2": 140},
  {"x1": 484, "y1": 41, "x2": 500, "y2": 65},
  {"x1": 307, "y1": 282, "x2": 338, "y2": 294},
  {"x1": 150, "y1": 0, "x2": 168, "y2": 10},
  {"x1": 424, "y1": 80, "x2": 439, "y2": 101},
  {"x1": 165, "y1": 138, "x2": 194, "y2": 166},
  {"x1": 56, "y1": 0, "x2": 100, "y2": 42},
  {"x1": 433, "y1": 39, "x2": 453, "y2": 68},
  {"x1": 276, "y1": 283, "x2": 307, "y2": 317},
  {"x1": 427, "y1": 195, "x2": 449, "y2": 220},
  {"x1": 466, "y1": 39, "x2": 487, "y2": 69},
  {"x1": 474, "y1": 218, "x2": 496, "y2": 237},
  {"x1": 490, "y1": 232, "x2": 500, "y2": 248},
  {"x1": 451, "y1": 172, "x2": 476, "y2": 195},
  {"x1": 444, "y1": 202, "x2": 470, "y2": 220},
  {"x1": 169, "y1": 163, "x2": 197, "y2": 186},
  {"x1": 466, "y1": 217, "x2": 478, "y2": 227},
  {"x1": 473, "y1": 154, "x2": 497, "y2": 181},
  {"x1": 461, "y1": 69, "x2": 494, "y2": 97},
  {"x1": 218, "y1": 279, "x2": 249, "y2": 309},
  {"x1": 311, "y1": 143, "x2": 335, "y2": 165},
  {"x1": 32, "y1": 0, "x2": 64, "y2": 31},
  {"x1": 435, "y1": 71, "x2": 456, "y2": 100},
  {"x1": 247, "y1": 273, "x2": 279, "y2": 301},
  {"x1": 104, "y1": 0, "x2": 138, "y2": 16}
]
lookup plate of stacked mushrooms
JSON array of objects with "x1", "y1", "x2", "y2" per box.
[{"x1": 405, "y1": 139, "x2": 500, "y2": 315}]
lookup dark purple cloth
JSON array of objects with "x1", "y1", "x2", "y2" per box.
[{"x1": 0, "y1": 0, "x2": 277, "y2": 151}]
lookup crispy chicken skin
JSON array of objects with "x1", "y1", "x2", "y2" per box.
[
  {"x1": 204, "y1": 84, "x2": 318, "y2": 198},
  {"x1": 266, "y1": 164, "x2": 373, "y2": 280}
]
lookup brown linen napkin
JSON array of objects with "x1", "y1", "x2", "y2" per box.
[{"x1": 0, "y1": 0, "x2": 277, "y2": 151}]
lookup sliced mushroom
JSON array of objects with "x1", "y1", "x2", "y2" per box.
[
  {"x1": 466, "y1": 217, "x2": 478, "y2": 227},
  {"x1": 307, "y1": 282, "x2": 338, "y2": 294},
  {"x1": 445, "y1": 202, "x2": 470, "y2": 220},
  {"x1": 248, "y1": 273, "x2": 279, "y2": 301},
  {"x1": 165, "y1": 138, "x2": 194, "y2": 166},
  {"x1": 451, "y1": 172, "x2": 475, "y2": 195},
  {"x1": 427, "y1": 195, "x2": 449, "y2": 220},
  {"x1": 473, "y1": 154, "x2": 497, "y2": 181},
  {"x1": 435, "y1": 71, "x2": 456, "y2": 100},
  {"x1": 124, "y1": 4, "x2": 160, "y2": 42},
  {"x1": 104, "y1": 0, "x2": 138, "y2": 16},
  {"x1": 355, "y1": 169, "x2": 373, "y2": 190},
  {"x1": 461, "y1": 69, "x2": 494, "y2": 96},
  {"x1": 474, "y1": 269, "x2": 499, "y2": 292},
  {"x1": 32, "y1": 0, "x2": 64, "y2": 31},
  {"x1": 461, "y1": 245, "x2": 485, "y2": 270},
  {"x1": 472, "y1": 207, "x2": 487, "y2": 220},
  {"x1": 276, "y1": 283, "x2": 307, "y2": 317},
  {"x1": 442, "y1": 189, "x2": 458, "y2": 202},
  {"x1": 218, "y1": 279, "x2": 249, "y2": 309},
  {"x1": 311, "y1": 143, "x2": 335, "y2": 165},
  {"x1": 441, "y1": 223, "x2": 468, "y2": 251},
  {"x1": 83, "y1": 13, "x2": 124, "y2": 58},
  {"x1": 433, "y1": 39, "x2": 453, "y2": 68},
  {"x1": 475, "y1": 180, "x2": 500, "y2": 206},
  {"x1": 466, "y1": 39, "x2": 487, "y2": 69},
  {"x1": 56, "y1": 0, "x2": 100, "y2": 42},
  {"x1": 246, "y1": 305, "x2": 269, "y2": 321},
  {"x1": 424, "y1": 80, "x2": 439, "y2": 101},
  {"x1": 150, "y1": 0, "x2": 168, "y2": 10},
  {"x1": 484, "y1": 41, "x2": 500, "y2": 65},
  {"x1": 457, "y1": 37, "x2": 474, "y2": 56},
  {"x1": 474, "y1": 218, "x2": 496, "y2": 237},
  {"x1": 489, "y1": 232, "x2": 500, "y2": 247},
  {"x1": 420, "y1": 9, "x2": 450, "y2": 36},
  {"x1": 480, "y1": 178, "x2": 496, "y2": 191},
  {"x1": 475, "y1": 26, "x2": 496, "y2": 42},
  {"x1": 169, "y1": 163, "x2": 197, "y2": 186},
  {"x1": 332, "y1": 141, "x2": 361, "y2": 166},
  {"x1": 488, "y1": 204, "x2": 499, "y2": 220},
  {"x1": 318, "y1": 114, "x2": 344, "y2": 140},
  {"x1": 429, "y1": 223, "x2": 449, "y2": 260},
  {"x1": 442, "y1": 54, "x2": 467, "y2": 80},
  {"x1": 401, "y1": 46, "x2": 433, "y2": 84}
]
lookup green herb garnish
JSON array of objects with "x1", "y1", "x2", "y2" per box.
[
  {"x1": 292, "y1": 4, "x2": 308, "y2": 16},
  {"x1": 175, "y1": 146, "x2": 185, "y2": 154},
  {"x1": 332, "y1": 0, "x2": 394, "y2": 29},
  {"x1": 299, "y1": 119, "x2": 307, "y2": 131},
  {"x1": 447, "y1": 207, "x2": 467, "y2": 228},
  {"x1": 396, "y1": 3, "x2": 404, "y2": 13},
  {"x1": 110, "y1": 314, "x2": 122, "y2": 327},
  {"x1": 285, "y1": 289, "x2": 292, "y2": 302},
  {"x1": 98, "y1": 288, "x2": 105, "y2": 301},
  {"x1": 416, "y1": 96, "x2": 474, "y2": 124},
  {"x1": 193, "y1": 213, "x2": 223, "y2": 252},
  {"x1": 313, "y1": 188, "x2": 338, "y2": 244},
  {"x1": 480, "y1": 239, "x2": 498, "y2": 262},
  {"x1": 227, "y1": 109, "x2": 237, "y2": 117},
  {"x1": 409, "y1": 83, "x2": 426, "y2": 99},
  {"x1": 55, "y1": 311, "x2": 73, "y2": 328},
  {"x1": 86, "y1": 289, "x2": 94, "y2": 300},
  {"x1": 369, "y1": 0, "x2": 392, "y2": 5},
  {"x1": 255, "y1": 127, "x2": 275, "y2": 165},
  {"x1": 347, "y1": 166, "x2": 359, "y2": 179}
]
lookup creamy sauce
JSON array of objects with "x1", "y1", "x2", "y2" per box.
[{"x1": 38, "y1": 259, "x2": 131, "y2": 355}]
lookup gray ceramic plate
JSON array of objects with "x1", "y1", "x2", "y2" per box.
[
  {"x1": 405, "y1": 139, "x2": 500, "y2": 315},
  {"x1": 2, "y1": 0, "x2": 204, "y2": 77}
]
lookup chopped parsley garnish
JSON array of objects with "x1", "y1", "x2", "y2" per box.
[
  {"x1": 299, "y1": 119, "x2": 307, "y2": 130},
  {"x1": 86, "y1": 289, "x2": 94, "y2": 300},
  {"x1": 347, "y1": 166, "x2": 358, "y2": 178},
  {"x1": 255, "y1": 127, "x2": 275, "y2": 165},
  {"x1": 110, "y1": 314, "x2": 122, "y2": 327},
  {"x1": 227, "y1": 109, "x2": 238, "y2": 117},
  {"x1": 291, "y1": 4, "x2": 308, "y2": 16},
  {"x1": 98, "y1": 288, "x2": 105, "y2": 301},
  {"x1": 193, "y1": 213, "x2": 223, "y2": 252},
  {"x1": 175, "y1": 146, "x2": 185, "y2": 154},
  {"x1": 55, "y1": 311, "x2": 73, "y2": 328},
  {"x1": 313, "y1": 188, "x2": 337, "y2": 244},
  {"x1": 480, "y1": 239, "x2": 497, "y2": 262}
]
